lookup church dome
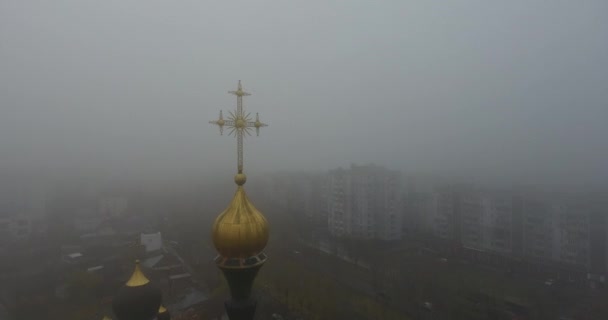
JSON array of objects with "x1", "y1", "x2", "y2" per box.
[
  {"x1": 212, "y1": 186, "x2": 269, "y2": 258},
  {"x1": 157, "y1": 304, "x2": 171, "y2": 320},
  {"x1": 112, "y1": 260, "x2": 162, "y2": 320}
]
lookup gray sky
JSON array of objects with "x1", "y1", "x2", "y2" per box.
[{"x1": 1, "y1": 0, "x2": 607, "y2": 185}]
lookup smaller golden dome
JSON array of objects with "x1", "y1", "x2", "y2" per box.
[
  {"x1": 102, "y1": 316, "x2": 112, "y2": 320},
  {"x1": 217, "y1": 119, "x2": 225, "y2": 126},
  {"x1": 113, "y1": 260, "x2": 161, "y2": 320},
  {"x1": 126, "y1": 260, "x2": 150, "y2": 287},
  {"x1": 158, "y1": 304, "x2": 171, "y2": 320},
  {"x1": 212, "y1": 186, "x2": 269, "y2": 258}
]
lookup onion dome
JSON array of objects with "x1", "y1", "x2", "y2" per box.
[
  {"x1": 212, "y1": 177, "x2": 269, "y2": 259},
  {"x1": 112, "y1": 260, "x2": 162, "y2": 320},
  {"x1": 157, "y1": 304, "x2": 171, "y2": 320}
]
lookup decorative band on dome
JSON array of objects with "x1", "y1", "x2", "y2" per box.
[{"x1": 214, "y1": 252, "x2": 268, "y2": 269}]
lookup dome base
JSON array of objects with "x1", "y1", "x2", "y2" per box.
[
  {"x1": 214, "y1": 252, "x2": 267, "y2": 269},
  {"x1": 225, "y1": 298, "x2": 257, "y2": 320},
  {"x1": 215, "y1": 252, "x2": 267, "y2": 303}
]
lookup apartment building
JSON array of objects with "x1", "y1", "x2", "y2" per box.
[{"x1": 327, "y1": 164, "x2": 402, "y2": 240}]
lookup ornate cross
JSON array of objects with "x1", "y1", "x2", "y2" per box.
[{"x1": 209, "y1": 80, "x2": 268, "y2": 174}]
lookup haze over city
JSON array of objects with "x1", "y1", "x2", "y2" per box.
[
  {"x1": 4, "y1": 1, "x2": 608, "y2": 320},
  {"x1": 1, "y1": 0, "x2": 607, "y2": 186}
]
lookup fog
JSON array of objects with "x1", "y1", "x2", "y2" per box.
[{"x1": 1, "y1": 0, "x2": 607, "y2": 185}]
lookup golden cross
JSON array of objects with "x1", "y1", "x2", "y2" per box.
[{"x1": 209, "y1": 80, "x2": 268, "y2": 174}]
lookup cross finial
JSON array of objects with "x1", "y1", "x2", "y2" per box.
[
  {"x1": 228, "y1": 79, "x2": 250, "y2": 97},
  {"x1": 209, "y1": 81, "x2": 268, "y2": 178}
]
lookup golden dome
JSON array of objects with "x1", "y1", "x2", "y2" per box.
[
  {"x1": 125, "y1": 260, "x2": 150, "y2": 287},
  {"x1": 113, "y1": 260, "x2": 161, "y2": 320},
  {"x1": 158, "y1": 304, "x2": 171, "y2": 320},
  {"x1": 212, "y1": 186, "x2": 268, "y2": 258}
]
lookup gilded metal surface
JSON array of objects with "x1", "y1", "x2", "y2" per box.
[
  {"x1": 158, "y1": 305, "x2": 167, "y2": 313},
  {"x1": 125, "y1": 260, "x2": 150, "y2": 287},
  {"x1": 209, "y1": 80, "x2": 268, "y2": 174},
  {"x1": 212, "y1": 186, "x2": 269, "y2": 258},
  {"x1": 209, "y1": 81, "x2": 269, "y2": 260},
  {"x1": 234, "y1": 173, "x2": 247, "y2": 186}
]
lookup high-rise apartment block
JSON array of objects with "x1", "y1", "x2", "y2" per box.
[
  {"x1": 421, "y1": 188, "x2": 601, "y2": 274},
  {"x1": 326, "y1": 164, "x2": 402, "y2": 240}
]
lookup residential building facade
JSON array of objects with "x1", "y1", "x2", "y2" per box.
[{"x1": 326, "y1": 164, "x2": 402, "y2": 240}]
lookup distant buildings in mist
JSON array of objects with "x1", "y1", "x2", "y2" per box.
[
  {"x1": 253, "y1": 164, "x2": 608, "y2": 286},
  {"x1": 414, "y1": 188, "x2": 605, "y2": 278},
  {"x1": 0, "y1": 182, "x2": 47, "y2": 242},
  {"x1": 430, "y1": 186, "x2": 596, "y2": 276},
  {"x1": 326, "y1": 164, "x2": 402, "y2": 241},
  {"x1": 2, "y1": 167, "x2": 608, "y2": 287}
]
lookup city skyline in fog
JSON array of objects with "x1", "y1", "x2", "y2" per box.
[{"x1": 1, "y1": 1, "x2": 607, "y2": 185}]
